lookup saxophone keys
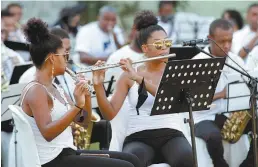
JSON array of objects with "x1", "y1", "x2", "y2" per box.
[
  {"x1": 74, "y1": 130, "x2": 80, "y2": 136},
  {"x1": 79, "y1": 127, "x2": 85, "y2": 132},
  {"x1": 232, "y1": 125, "x2": 238, "y2": 132}
]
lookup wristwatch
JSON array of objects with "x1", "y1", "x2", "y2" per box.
[{"x1": 243, "y1": 46, "x2": 251, "y2": 54}]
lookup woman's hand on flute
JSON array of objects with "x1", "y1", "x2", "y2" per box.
[
  {"x1": 73, "y1": 79, "x2": 91, "y2": 108},
  {"x1": 76, "y1": 74, "x2": 91, "y2": 97},
  {"x1": 120, "y1": 58, "x2": 142, "y2": 82}
]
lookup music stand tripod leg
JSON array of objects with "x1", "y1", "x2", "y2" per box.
[
  {"x1": 184, "y1": 90, "x2": 198, "y2": 167},
  {"x1": 249, "y1": 80, "x2": 258, "y2": 167}
]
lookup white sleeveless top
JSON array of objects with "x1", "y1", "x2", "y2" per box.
[
  {"x1": 126, "y1": 82, "x2": 183, "y2": 137},
  {"x1": 21, "y1": 82, "x2": 76, "y2": 165}
]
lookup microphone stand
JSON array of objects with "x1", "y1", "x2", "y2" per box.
[{"x1": 193, "y1": 44, "x2": 258, "y2": 167}]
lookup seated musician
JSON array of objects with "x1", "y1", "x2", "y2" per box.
[
  {"x1": 192, "y1": 19, "x2": 246, "y2": 167},
  {"x1": 93, "y1": 10, "x2": 193, "y2": 167},
  {"x1": 19, "y1": 27, "x2": 111, "y2": 150},
  {"x1": 20, "y1": 18, "x2": 141, "y2": 167}
]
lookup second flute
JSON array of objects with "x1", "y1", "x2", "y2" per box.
[{"x1": 76, "y1": 53, "x2": 176, "y2": 74}]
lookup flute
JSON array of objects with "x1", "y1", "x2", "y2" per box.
[
  {"x1": 76, "y1": 53, "x2": 176, "y2": 74},
  {"x1": 65, "y1": 67, "x2": 95, "y2": 94}
]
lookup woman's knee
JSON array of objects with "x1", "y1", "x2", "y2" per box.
[
  {"x1": 167, "y1": 149, "x2": 193, "y2": 167},
  {"x1": 123, "y1": 142, "x2": 154, "y2": 167}
]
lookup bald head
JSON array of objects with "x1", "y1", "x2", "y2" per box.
[
  {"x1": 98, "y1": 6, "x2": 117, "y2": 33},
  {"x1": 99, "y1": 6, "x2": 117, "y2": 17}
]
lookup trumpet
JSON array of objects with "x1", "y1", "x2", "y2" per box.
[
  {"x1": 65, "y1": 67, "x2": 95, "y2": 94},
  {"x1": 76, "y1": 53, "x2": 176, "y2": 74}
]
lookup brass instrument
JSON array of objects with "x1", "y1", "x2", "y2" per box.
[
  {"x1": 65, "y1": 67, "x2": 101, "y2": 149},
  {"x1": 71, "y1": 111, "x2": 100, "y2": 149},
  {"x1": 75, "y1": 53, "x2": 176, "y2": 74},
  {"x1": 221, "y1": 110, "x2": 251, "y2": 143}
]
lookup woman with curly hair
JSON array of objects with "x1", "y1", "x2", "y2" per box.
[
  {"x1": 20, "y1": 18, "x2": 140, "y2": 167},
  {"x1": 93, "y1": 10, "x2": 193, "y2": 167}
]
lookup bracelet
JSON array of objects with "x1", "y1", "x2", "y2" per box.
[
  {"x1": 243, "y1": 46, "x2": 250, "y2": 54},
  {"x1": 74, "y1": 104, "x2": 83, "y2": 111},
  {"x1": 74, "y1": 104, "x2": 86, "y2": 123}
]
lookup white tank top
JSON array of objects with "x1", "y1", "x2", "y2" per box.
[
  {"x1": 126, "y1": 82, "x2": 183, "y2": 137},
  {"x1": 21, "y1": 82, "x2": 76, "y2": 165}
]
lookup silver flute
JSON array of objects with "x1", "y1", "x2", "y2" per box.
[
  {"x1": 76, "y1": 53, "x2": 176, "y2": 74},
  {"x1": 65, "y1": 67, "x2": 95, "y2": 94}
]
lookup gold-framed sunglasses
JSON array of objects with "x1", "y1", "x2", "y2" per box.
[
  {"x1": 45, "y1": 51, "x2": 70, "y2": 62},
  {"x1": 146, "y1": 39, "x2": 172, "y2": 50}
]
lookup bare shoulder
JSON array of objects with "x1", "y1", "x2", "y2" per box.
[{"x1": 25, "y1": 84, "x2": 49, "y2": 103}]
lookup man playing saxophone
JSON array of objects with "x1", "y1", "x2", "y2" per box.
[{"x1": 192, "y1": 19, "x2": 247, "y2": 167}]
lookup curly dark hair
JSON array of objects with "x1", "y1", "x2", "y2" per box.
[
  {"x1": 134, "y1": 10, "x2": 165, "y2": 46},
  {"x1": 23, "y1": 18, "x2": 63, "y2": 69}
]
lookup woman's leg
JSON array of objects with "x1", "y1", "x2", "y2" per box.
[
  {"x1": 161, "y1": 136, "x2": 193, "y2": 167},
  {"x1": 77, "y1": 149, "x2": 141, "y2": 167},
  {"x1": 43, "y1": 154, "x2": 134, "y2": 167},
  {"x1": 123, "y1": 141, "x2": 155, "y2": 167}
]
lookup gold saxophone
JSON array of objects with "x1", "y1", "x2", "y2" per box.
[
  {"x1": 71, "y1": 111, "x2": 100, "y2": 149},
  {"x1": 221, "y1": 110, "x2": 251, "y2": 143},
  {"x1": 65, "y1": 67, "x2": 100, "y2": 149}
]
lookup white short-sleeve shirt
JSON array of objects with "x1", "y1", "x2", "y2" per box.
[
  {"x1": 246, "y1": 45, "x2": 258, "y2": 71},
  {"x1": 192, "y1": 46, "x2": 246, "y2": 123},
  {"x1": 231, "y1": 25, "x2": 257, "y2": 57},
  {"x1": 75, "y1": 21, "x2": 125, "y2": 59},
  {"x1": 106, "y1": 45, "x2": 144, "y2": 77}
]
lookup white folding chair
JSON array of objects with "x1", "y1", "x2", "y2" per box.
[{"x1": 8, "y1": 105, "x2": 41, "y2": 167}]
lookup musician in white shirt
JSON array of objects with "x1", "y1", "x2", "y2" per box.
[
  {"x1": 246, "y1": 45, "x2": 258, "y2": 70},
  {"x1": 75, "y1": 6, "x2": 125, "y2": 66},
  {"x1": 1, "y1": 19, "x2": 24, "y2": 85},
  {"x1": 231, "y1": 3, "x2": 258, "y2": 60},
  {"x1": 193, "y1": 19, "x2": 246, "y2": 167},
  {"x1": 19, "y1": 28, "x2": 75, "y2": 101},
  {"x1": 106, "y1": 17, "x2": 144, "y2": 78},
  {"x1": 157, "y1": 1, "x2": 178, "y2": 43}
]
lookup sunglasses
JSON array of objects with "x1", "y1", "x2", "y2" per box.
[
  {"x1": 55, "y1": 52, "x2": 70, "y2": 62},
  {"x1": 45, "y1": 51, "x2": 70, "y2": 62},
  {"x1": 146, "y1": 39, "x2": 172, "y2": 50}
]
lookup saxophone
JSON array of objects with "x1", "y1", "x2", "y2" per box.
[
  {"x1": 71, "y1": 111, "x2": 100, "y2": 149},
  {"x1": 221, "y1": 110, "x2": 251, "y2": 143},
  {"x1": 65, "y1": 67, "x2": 100, "y2": 149}
]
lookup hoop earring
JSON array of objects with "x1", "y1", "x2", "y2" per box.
[{"x1": 52, "y1": 63, "x2": 55, "y2": 79}]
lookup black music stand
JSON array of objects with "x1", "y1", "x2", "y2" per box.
[
  {"x1": 10, "y1": 62, "x2": 33, "y2": 85},
  {"x1": 169, "y1": 46, "x2": 203, "y2": 60},
  {"x1": 151, "y1": 57, "x2": 226, "y2": 167}
]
